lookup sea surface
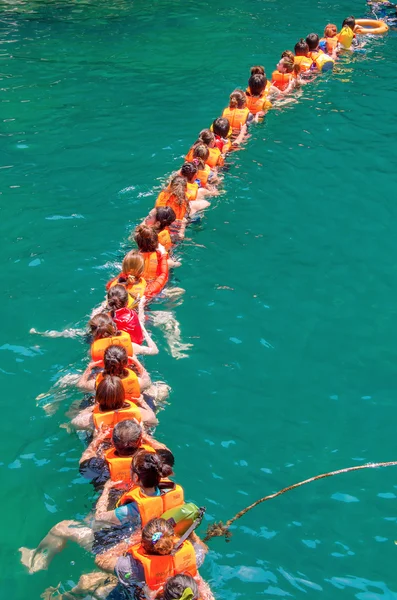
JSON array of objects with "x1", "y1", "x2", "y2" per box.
[{"x1": 2, "y1": 0, "x2": 397, "y2": 598}]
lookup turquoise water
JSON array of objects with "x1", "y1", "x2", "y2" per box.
[{"x1": 2, "y1": 0, "x2": 397, "y2": 598}]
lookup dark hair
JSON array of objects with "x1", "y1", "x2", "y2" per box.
[
  {"x1": 197, "y1": 128, "x2": 214, "y2": 146},
  {"x1": 134, "y1": 224, "x2": 158, "y2": 253},
  {"x1": 294, "y1": 38, "x2": 309, "y2": 56},
  {"x1": 112, "y1": 419, "x2": 142, "y2": 453},
  {"x1": 89, "y1": 313, "x2": 118, "y2": 341},
  {"x1": 229, "y1": 89, "x2": 246, "y2": 109},
  {"x1": 132, "y1": 450, "x2": 173, "y2": 488},
  {"x1": 342, "y1": 16, "x2": 355, "y2": 29},
  {"x1": 154, "y1": 206, "x2": 176, "y2": 231},
  {"x1": 107, "y1": 285, "x2": 129, "y2": 316},
  {"x1": 141, "y1": 518, "x2": 174, "y2": 555},
  {"x1": 180, "y1": 162, "x2": 198, "y2": 183},
  {"x1": 212, "y1": 117, "x2": 229, "y2": 138},
  {"x1": 306, "y1": 33, "x2": 319, "y2": 51},
  {"x1": 96, "y1": 375, "x2": 125, "y2": 411},
  {"x1": 103, "y1": 345, "x2": 128, "y2": 377},
  {"x1": 248, "y1": 73, "x2": 267, "y2": 96},
  {"x1": 250, "y1": 65, "x2": 265, "y2": 76},
  {"x1": 161, "y1": 575, "x2": 199, "y2": 600},
  {"x1": 156, "y1": 448, "x2": 175, "y2": 470}
]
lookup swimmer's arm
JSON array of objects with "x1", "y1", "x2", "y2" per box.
[
  {"x1": 71, "y1": 407, "x2": 94, "y2": 431},
  {"x1": 29, "y1": 327, "x2": 85, "y2": 338},
  {"x1": 79, "y1": 427, "x2": 110, "y2": 465},
  {"x1": 77, "y1": 362, "x2": 100, "y2": 391},
  {"x1": 138, "y1": 397, "x2": 159, "y2": 427},
  {"x1": 132, "y1": 323, "x2": 159, "y2": 357},
  {"x1": 130, "y1": 356, "x2": 151, "y2": 390},
  {"x1": 95, "y1": 480, "x2": 124, "y2": 525},
  {"x1": 142, "y1": 432, "x2": 167, "y2": 450},
  {"x1": 95, "y1": 540, "x2": 132, "y2": 573},
  {"x1": 232, "y1": 125, "x2": 247, "y2": 148}
]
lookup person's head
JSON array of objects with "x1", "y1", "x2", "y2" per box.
[
  {"x1": 324, "y1": 23, "x2": 338, "y2": 38},
  {"x1": 229, "y1": 89, "x2": 246, "y2": 109},
  {"x1": 148, "y1": 206, "x2": 176, "y2": 232},
  {"x1": 141, "y1": 518, "x2": 175, "y2": 555},
  {"x1": 212, "y1": 117, "x2": 230, "y2": 139},
  {"x1": 96, "y1": 375, "x2": 125, "y2": 411},
  {"x1": 103, "y1": 344, "x2": 128, "y2": 377},
  {"x1": 248, "y1": 73, "x2": 267, "y2": 96},
  {"x1": 180, "y1": 162, "x2": 198, "y2": 183},
  {"x1": 167, "y1": 175, "x2": 188, "y2": 207},
  {"x1": 112, "y1": 419, "x2": 143, "y2": 455},
  {"x1": 306, "y1": 33, "x2": 319, "y2": 51},
  {"x1": 342, "y1": 16, "x2": 355, "y2": 31},
  {"x1": 294, "y1": 39, "x2": 309, "y2": 56},
  {"x1": 281, "y1": 50, "x2": 295, "y2": 61},
  {"x1": 88, "y1": 313, "x2": 117, "y2": 341},
  {"x1": 156, "y1": 448, "x2": 175, "y2": 475},
  {"x1": 132, "y1": 450, "x2": 173, "y2": 489},
  {"x1": 250, "y1": 65, "x2": 265, "y2": 76},
  {"x1": 107, "y1": 284, "x2": 129, "y2": 315},
  {"x1": 134, "y1": 224, "x2": 158, "y2": 253},
  {"x1": 198, "y1": 128, "x2": 214, "y2": 147},
  {"x1": 192, "y1": 144, "x2": 209, "y2": 170},
  {"x1": 277, "y1": 56, "x2": 298, "y2": 75},
  {"x1": 122, "y1": 250, "x2": 144, "y2": 279},
  {"x1": 161, "y1": 574, "x2": 199, "y2": 600}
]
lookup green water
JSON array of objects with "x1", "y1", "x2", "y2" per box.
[{"x1": 2, "y1": 0, "x2": 397, "y2": 598}]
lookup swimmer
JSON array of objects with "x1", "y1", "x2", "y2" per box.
[
  {"x1": 144, "y1": 206, "x2": 182, "y2": 268},
  {"x1": 222, "y1": 89, "x2": 251, "y2": 139},
  {"x1": 294, "y1": 39, "x2": 314, "y2": 73},
  {"x1": 108, "y1": 285, "x2": 159, "y2": 354},
  {"x1": 134, "y1": 225, "x2": 169, "y2": 300},
  {"x1": 150, "y1": 309, "x2": 192, "y2": 360},
  {"x1": 72, "y1": 374, "x2": 158, "y2": 431},
  {"x1": 155, "y1": 175, "x2": 189, "y2": 239},
  {"x1": 180, "y1": 163, "x2": 212, "y2": 214},
  {"x1": 191, "y1": 144, "x2": 219, "y2": 188},
  {"x1": 306, "y1": 32, "x2": 335, "y2": 70},
  {"x1": 158, "y1": 573, "x2": 215, "y2": 600},
  {"x1": 271, "y1": 55, "x2": 301, "y2": 92},
  {"x1": 319, "y1": 23, "x2": 339, "y2": 55},
  {"x1": 211, "y1": 117, "x2": 233, "y2": 152},
  {"x1": 107, "y1": 250, "x2": 147, "y2": 309},
  {"x1": 245, "y1": 72, "x2": 272, "y2": 121},
  {"x1": 186, "y1": 129, "x2": 225, "y2": 169},
  {"x1": 338, "y1": 16, "x2": 359, "y2": 50},
  {"x1": 89, "y1": 312, "x2": 133, "y2": 363},
  {"x1": 95, "y1": 517, "x2": 208, "y2": 597}
]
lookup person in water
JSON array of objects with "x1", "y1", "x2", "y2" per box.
[
  {"x1": 157, "y1": 573, "x2": 215, "y2": 600},
  {"x1": 338, "y1": 16, "x2": 358, "y2": 50},
  {"x1": 294, "y1": 39, "x2": 314, "y2": 72},
  {"x1": 211, "y1": 118, "x2": 233, "y2": 153},
  {"x1": 319, "y1": 23, "x2": 339, "y2": 54},
  {"x1": 271, "y1": 55, "x2": 300, "y2": 92},
  {"x1": 155, "y1": 175, "x2": 189, "y2": 239},
  {"x1": 107, "y1": 250, "x2": 147, "y2": 309},
  {"x1": 134, "y1": 225, "x2": 169, "y2": 299},
  {"x1": 179, "y1": 162, "x2": 212, "y2": 213},
  {"x1": 245, "y1": 73, "x2": 272, "y2": 121},
  {"x1": 222, "y1": 89, "x2": 251, "y2": 139},
  {"x1": 305, "y1": 32, "x2": 335, "y2": 70}
]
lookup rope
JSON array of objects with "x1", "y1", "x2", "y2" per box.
[{"x1": 203, "y1": 461, "x2": 397, "y2": 542}]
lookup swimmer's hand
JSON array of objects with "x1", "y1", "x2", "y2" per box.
[{"x1": 103, "y1": 478, "x2": 129, "y2": 491}]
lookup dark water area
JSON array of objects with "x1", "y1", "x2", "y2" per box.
[{"x1": 2, "y1": 0, "x2": 397, "y2": 598}]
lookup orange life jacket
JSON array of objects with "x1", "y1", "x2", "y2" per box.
[
  {"x1": 185, "y1": 147, "x2": 194, "y2": 162},
  {"x1": 222, "y1": 106, "x2": 250, "y2": 133},
  {"x1": 294, "y1": 55, "x2": 313, "y2": 72},
  {"x1": 206, "y1": 147, "x2": 224, "y2": 169},
  {"x1": 320, "y1": 36, "x2": 338, "y2": 54},
  {"x1": 156, "y1": 190, "x2": 188, "y2": 222},
  {"x1": 271, "y1": 70, "x2": 294, "y2": 91},
  {"x1": 96, "y1": 369, "x2": 140, "y2": 401},
  {"x1": 128, "y1": 540, "x2": 197, "y2": 592},
  {"x1": 196, "y1": 164, "x2": 211, "y2": 187},
  {"x1": 158, "y1": 229, "x2": 172, "y2": 252},
  {"x1": 118, "y1": 483, "x2": 184, "y2": 526},
  {"x1": 141, "y1": 251, "x2": 162, "y2": 282},
  {"x1": 93, "y1": 400, "x2": 142, "y2": 431},
  {"x1": 186, "y1": 182, "x2": 198, "y2": 201},
  {"x1": 104, "y1": 443, "x2": 155, "y2": 483},
  {"x1": 91, "y1": 330, "x2": 133, "y2": 363},
  {"x1": 245, "y1": 91, "x2": 272, "y2": 115}
]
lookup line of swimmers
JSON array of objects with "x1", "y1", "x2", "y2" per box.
[{"x1": 20, "y1": 13, "x2": 373, "y2": 600}]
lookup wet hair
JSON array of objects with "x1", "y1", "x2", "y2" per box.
[
  {"x1": 180, "y1": 162, "x2": 198, "y2": 183},
  {"x1": 250, "y1": 65, "x2": 265, "y2": 76},
  {"x1": 156, "y1": 448, "x2": 175, "y2": 471},
  {"x1": 112, "y1": 419, "x2": 142, "y2": 453},
  {"x1": 96, "y1": 375, "x2": 125, "y2": 411},
  {"x1": 342, "y1": 16, "x2": 355, "y2": 30},
  {"x1": 122, "y1": 250, "x2": 144, "y2": 281},
  {"x1": 89, "y1": 313, "x2": 117, "y2": 340},
  {"x1": 107, "y1": 285, "x2": 128, "y2": 316},
  {"x1": 134, "y1": 224, "x2": 158, "y2": 253},
  {"x1": 295, "y1": 38, "x2": 309, "y2": 56},
  {"x1": 160, "y1": 574, "x2": 199, "y2": 600},
  {"x1": 306, "y1": 33, "x2": 319, "y2": 51},
  {"x1": 279, "y1": 56, "x2": 300, "y2": 76},
  {"x1": 103, "y1": 345, "x2": 128, "y2": 377},
  {"x1": 192, "y1": 144, "x2": 209, "y2": 171},
  {"x1": 324, "y1": 23, "x2": 338, "y2": 38},
  {"x1": 229, "y1": 89, "x2": 246, "y2": 109},
  {"x1": 212, "y1": 117, "x2": 230, "y2": 138},
  {"x1": 141, "y1": 518, "x2": 175, "y2": 555},
  {"x1": 165, "y1": 175, "x2": 189, "y2": 209},
  {"x1": 281, "y1": 50, "x2": 295, "y2": 61},
  {"x1": 154, "y1": 206, "x2": 176, "y2": 231},
  {"x1": 248, "y1": 73, "x2": 267, "y2": 96},
  {"x1": 197, "y1": 128, "x2": 214, "y2": 146},
  {"x1": 132, "y1": 450, "x2": 173, "y2": 488}
]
